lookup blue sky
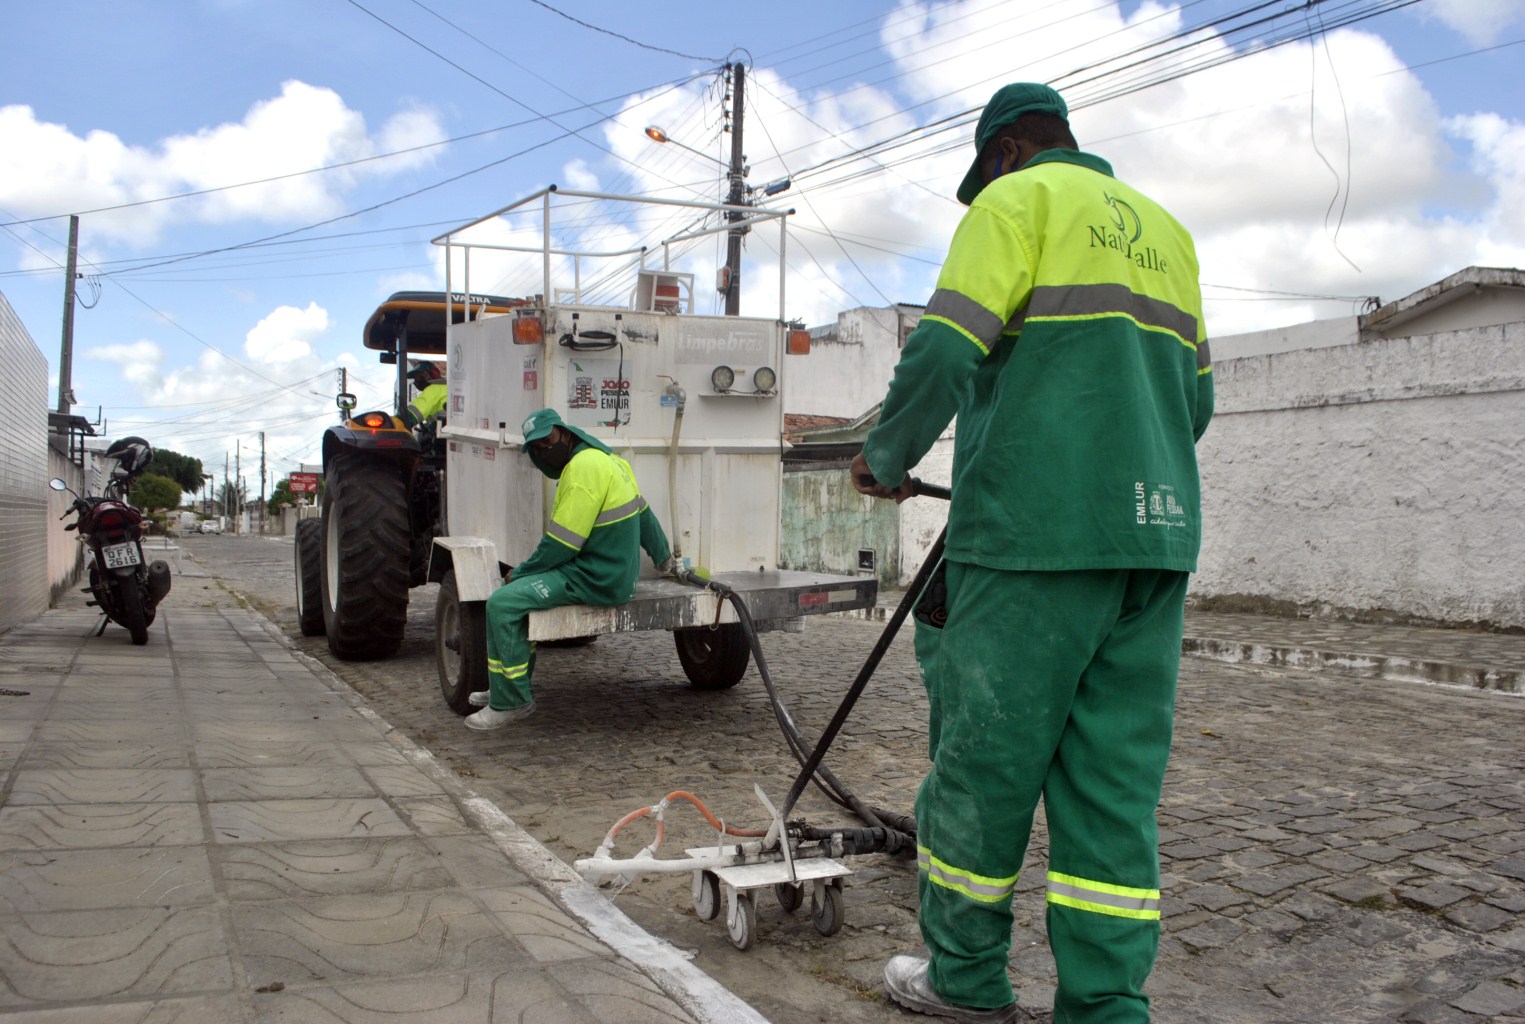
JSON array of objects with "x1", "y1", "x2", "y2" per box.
[{"x1": 2, "y1": 0, "x2": 1522, "y2": 495}]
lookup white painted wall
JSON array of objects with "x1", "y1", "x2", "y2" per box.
[
  {"x1": 1214, "y1": 316, "x2": 1358, "y2": 360},
  {"x1": 786, "y1": 305, "x2": 919, "y2": 418},
  {"x1": 889, "y1": 323, "x2": 1524, "y2": 628},
  {"x1": 1194, "y1": 323, "x2": 1524, "y2": 627},
  {"x1": 0, "y1": 292, "x2": 51, "y2": 633}
]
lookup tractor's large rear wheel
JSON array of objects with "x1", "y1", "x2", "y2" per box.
[{"x1": 319, "y1": 453, "x2": 410, "y2": 660}]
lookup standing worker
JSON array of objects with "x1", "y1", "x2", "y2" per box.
[
  {"x1": 852, "y1": 83, "x2": 1213, "y2": 1023},
  {"x1": 465, "y1": 409, "x2": 674, "y2": 731}
]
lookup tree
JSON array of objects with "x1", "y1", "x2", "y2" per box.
[
  {"x1": 145, "y1": 449, "x2": 205, "y2": 494},
  {"x1": 267, "y1": 475, "x2": 324, "y2": 516},
  {"x1": 216, "y1": 481, "x2": 247, "y2": 517},
  {"x1": 130, "y1": 473, "x2": 182, "y2": 513}
]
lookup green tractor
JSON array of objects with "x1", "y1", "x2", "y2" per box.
[{"x1": 295, "y1": 292, "x2": 522, "y2": 659}]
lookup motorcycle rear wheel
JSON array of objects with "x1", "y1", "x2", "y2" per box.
[{"x1": 118, "y1": 573, "x2": 149, "y2": 645}]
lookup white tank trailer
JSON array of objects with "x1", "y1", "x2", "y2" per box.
[{"x1": 424, "y1": 188, "x2": 877, "y2": 701}]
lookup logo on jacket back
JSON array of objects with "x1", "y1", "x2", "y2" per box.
[{"x1": 1091, "y1": 193, "x2": 1168, "y2": 274}]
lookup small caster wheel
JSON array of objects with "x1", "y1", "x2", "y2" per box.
[
  {"x1": 812, "y1": 880, "x2": 844, "y2": 937},
  {"x1": 692, "y1": 871, "x2": 721, "y2": 922},
  {"x1": 727, "y1": 890, "x2": 757, "y2": 950},
  {"x1": 774, "y1": 881, "x2": 804, "y2": 913}
]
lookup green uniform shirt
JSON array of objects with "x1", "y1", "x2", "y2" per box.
[
  {"x1": 864, "y1": 149, "x2": 1213, "y2": 572},
  {"x1": 514, "y1": 442, "x2": 672, "y2": 604}
]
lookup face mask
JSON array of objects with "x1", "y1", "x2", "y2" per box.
[{"x1": 534, "y1": 437, "x2": 575, "y2": 477}]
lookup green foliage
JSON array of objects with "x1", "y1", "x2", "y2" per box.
[
  {"x1": 268, "y1": 475, "x2": 322, "y2": 515},
  {"x1": 130, "y1": 472, "x2": 183, "y2": 512},
  {"x1": 216, "y1": 481, "x2": 248, "y2": 517},
  {"x1": 145, "y1": 449, "x2": 205, "y2": 493}
]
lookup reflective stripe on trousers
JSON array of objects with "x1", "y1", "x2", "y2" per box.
[{"x1": 1046, "y1": 871, "x2": 1160, "y2": 920}]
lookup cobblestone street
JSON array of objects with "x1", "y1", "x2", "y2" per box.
[{"x1": 182, "y1": 533, "x2": 1525, "y2": 1024}]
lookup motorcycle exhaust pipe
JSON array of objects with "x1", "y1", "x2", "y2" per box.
[{"x1": 146, "y1": 561, "x2": 173, "y2": 604}]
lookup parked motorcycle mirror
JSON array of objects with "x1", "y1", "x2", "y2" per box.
[{"x1": 49, "y1": 478, "x2": 69, "y2": 492}]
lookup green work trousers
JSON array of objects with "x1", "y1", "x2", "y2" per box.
[
  {"x1": 484, "y1": 568, "x2": 578, "y2": 710},
  {"x1": 914, "y1": 560, "x2": 1189, "y2": 1022}
]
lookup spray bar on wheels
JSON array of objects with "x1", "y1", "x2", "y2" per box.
[{"x1": 574, "y1": 479, "x2": 951, "y2": 950}]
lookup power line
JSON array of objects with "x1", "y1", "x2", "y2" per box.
[{"x1": 524, "y1": 0, "x2": 723, "y2": 63}]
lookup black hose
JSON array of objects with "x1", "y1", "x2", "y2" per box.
[{"x1": 675, "y1": 477, "x2": 951, "y2": 855}]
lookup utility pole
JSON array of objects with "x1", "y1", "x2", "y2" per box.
[
  {"x1": 235, "y1": 440, "x2": 241, "y2": 533},
  {"x1": 223, "y1": 453, "x2": 230, "y2": 520},
  {"x1": 723, "y1": 62, "x2": 746, "y2": 317},
  {"x1": 259, "y1": 431, "x2": 267, "y2": 531},
  {"x1": 57, "y1": 215, "x2": 79, "y2": 414}
]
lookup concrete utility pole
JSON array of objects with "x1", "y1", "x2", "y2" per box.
[
  {"x1": 259, "y1": 431, "x2": 266, "y2": 519},
  {"x1": 57, "y1": 215, "x2": 79, "y2": 414},
  {"x1": 723, "y1": 62, "x2": 746, "y2": 317}
]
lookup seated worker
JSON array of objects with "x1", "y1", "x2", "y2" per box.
[
  {"x1": 465, "y1": 408, "x2": 674, "y2": 731},
  {"x1": 400, "y1": 360, "x2": 447, "y2": 429}
]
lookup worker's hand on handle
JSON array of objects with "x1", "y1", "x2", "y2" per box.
[{"x1": 850, "y1": 452, "x2": 916, "y2": 504}]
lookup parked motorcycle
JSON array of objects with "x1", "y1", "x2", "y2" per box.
[{"x1": 51, "y1": 436, "x2": 173, "y2": 645}]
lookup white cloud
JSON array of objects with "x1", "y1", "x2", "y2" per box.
[
  {"x1": 1422, "y1": 0, "x2": 1525, "y2": 46},
  {"x1": 84, "y1": 339, "x2": 166, "y2": 391},
  {"x1": 244, "y1": 302, "x2": 329, "y2": 363},
  {"x1": 0, "y1": 82, "x2": 443, "y2": 249},
  {"x1": 561, "y1": 158, "x2": 600, "y2": 192}
]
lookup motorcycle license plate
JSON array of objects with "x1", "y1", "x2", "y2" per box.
[{"x1": 102, "y1": 542, "x2": 141, "y2": 569}]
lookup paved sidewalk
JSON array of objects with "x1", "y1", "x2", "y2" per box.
[{"x1": 0, "y1": 590, "x2": 765, "y2": 1023}]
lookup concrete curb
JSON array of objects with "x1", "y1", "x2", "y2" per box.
[{"x1": 1180, "y1": 636, "x2": 1522, "y2": 695}]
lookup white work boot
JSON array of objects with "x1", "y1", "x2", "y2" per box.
[
  {"x1": 468, "y1": 689, "x2": 490, "y2": 707},
  {"x1": 883, "y1": 956, "x2": 1023, "y2": 1023},
  {"x1": 464, "y1": 701, "x2": 535, "y2": 731}
]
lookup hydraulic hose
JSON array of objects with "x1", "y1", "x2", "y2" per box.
[{"x1": 673, "y1": 478, "x2": 951, "y2": 856}]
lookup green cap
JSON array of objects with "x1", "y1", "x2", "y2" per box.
[
  {"x1": 956, "y1": 83, "x2": 1069, "y2": 206},
  {"x1": 519, "y1": 408, "x2": 564, "y2": 450}
]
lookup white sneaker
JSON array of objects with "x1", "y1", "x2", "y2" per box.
[
  {"x1": 464, "y1": 701, "x2": 536, "y2": 731},
  {"x1": 883, "y1": 955, "x2": 1022, "y2": 1023},
  {"x1": 468, "y1": 689, "x2": 490, "y2": 707}
]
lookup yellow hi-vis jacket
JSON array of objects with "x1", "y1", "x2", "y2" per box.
[
  {"x1": 514, "y1": 442, "x2": 672, "y2": 604},
  {"x1": 403, "y1": 383, "x2": 448, "y2": 428},
  {"x1": 863, "y1": 149, "x2": 1213, "y2": 571}
]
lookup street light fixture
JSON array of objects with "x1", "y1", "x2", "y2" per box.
[{"x1": 643, "y1": 125, "x2": 728, "y2": 167}]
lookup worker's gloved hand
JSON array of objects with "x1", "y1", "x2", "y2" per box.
[{"x1": 657, "y1": 555, "x2": 680, "y2": 577}]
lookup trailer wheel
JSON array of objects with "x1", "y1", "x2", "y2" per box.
[
  {"x1": 294, "y1": 517, "x2": 326, "y2": 637},
  {"x1": 674, "y1": 624, "x2": 750, "y2": 690},
  {"x1": 775, "y1": 881, "x2": 804, "y2": 914},
  {"x1": 727, "y1": 889, "x2": 757, "y2": 951},
  {"x1": 812, "y1": 880, "x2": 845, "y2": 937},
  {"x1": 692, "y1": 870, "x2": 721, "y2": 922},
  {"x1": 319, "y1": 453, "x2": 409, "y2": 660},
  {"x1": 436, "y1": 569, "x2": 488, "y2": 715}
]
